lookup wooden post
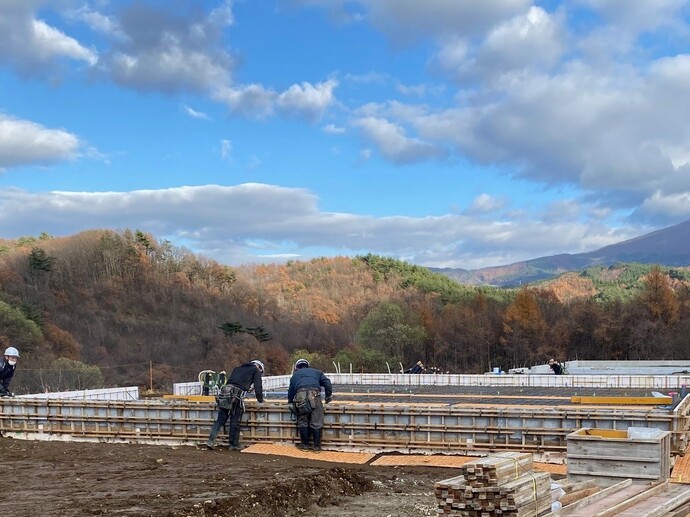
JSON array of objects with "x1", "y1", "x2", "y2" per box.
[{"x1": 149, "y1": 361, "x2": 153, "y2": 392}]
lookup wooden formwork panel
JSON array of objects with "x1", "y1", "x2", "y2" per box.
[
  {"x1": 0, "y1": 398, "x2": 686, "y2": 459},
  {"x1": 567, "y1": 428, "x2": 672, "y2": 485}
]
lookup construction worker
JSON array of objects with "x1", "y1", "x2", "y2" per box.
[
  {"x1": 205, "y1": 359, "x2": 264, "y2": 451},
  {"x1": 404, "y1": 360, "x2": 425, "y2": 374},
  {"x1": 0, "y1": 346, "x2": 19, "y2": 397},
  {"x1": 548, "y1": 358, "x2": 563, "y2": 375},
  {"x1": 287, "y1": 358, "x2": 332, "y2": 452}
]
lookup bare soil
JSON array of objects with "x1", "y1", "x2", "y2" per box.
[{"x1": 0, "y1": 437, "x2": 458, "y2": 517}]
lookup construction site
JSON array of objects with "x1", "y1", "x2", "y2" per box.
[{"x1": 3, "y1": 360, "x2": 690, "y2": 516}]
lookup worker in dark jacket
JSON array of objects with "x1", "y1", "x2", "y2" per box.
[
  {"x1": 0, "y1": 346, "x2": 20, "y2": 397},
  {"x1": 206, "y1": 360, "x2": 264, "y2": 450},
  {"x1": 548, "y1": 358, "x2": 563, "y2": 375},
  {"x1": 287, "y1": 359, "x2": 332, "y2": 452}
]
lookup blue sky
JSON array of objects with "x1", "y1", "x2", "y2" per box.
[{"x1": 2, "y1": 0, "x2": 690, "y2": 269}]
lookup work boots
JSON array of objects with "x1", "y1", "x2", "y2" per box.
[
  {"x1": 206, "y1": 422, "x2": 222, "y2": 449},
  {"x1": 312, "y1": 428, "x2": 322, "y2": 453},
  {"x1": 296, "y1": 427, "x2": 310, "y2": 450},
  {"x1": 229, "y1": 427, "x2": 245, "y2": 451}
]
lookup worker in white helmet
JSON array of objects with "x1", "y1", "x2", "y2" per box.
[
  {"x1": 287, "y1": 359, "x2": 333, "y2": 452},
  {"x1": 205, "y1": 359, "x2": 264, "y2": 451},
  {"x1": 0, "y1": 346, "x2": 20, "y2": 396}
]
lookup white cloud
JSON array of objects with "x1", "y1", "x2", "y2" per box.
[
  {"x1": 220, "y1": 139, "x2": 232, "y2": 161},
  {"x1": 580, "y1": 0, "x2": 685, "y2": 32},
  {"x1": 360, "y1": 0, "x2": 531, "y2": 40},
  {"x1": 0, "y1": 4, "x2": 97, "y2": 72},
  {"x1": 183, "y1": 105, "x2": 210, "y2": 120},
  {"x1": 0, "y1": 115, "x2": 80, "y2": 168},
  {"x1": 641, "y1": 190, "x2": 690, "y2": 219},
  {"x1": 0, "y1": 183, "x2": 639, "y2": 268},
  {"x1": 354, "y1": 117, "x2": 447, "y2": 164},
  {"x1": 213, "y1": 80, "x2": 338, "y2": 121},
  {"x1": 276, "y1": 79, "x2": 338, "y2": 121},
  {"x1": 323, "y1": 124, "x2": 346, "y2": 134},
  {"x1": 108, "y1": 46, "x2": 230, "y2": 93},
  {"x1": 98, "y1": 2, "x2": 234, "y2": 93},
  {"x1": 65, "y1": 5, "x2": 126, "y2": 40},
  {"x1": 212, "y1": 84, "x2": 276, "y2": 118},
  {"x1": 466, "y1": 194, "x2": 506, "y2": 215}
]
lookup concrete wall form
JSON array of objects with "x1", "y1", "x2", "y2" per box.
[
  {"x1": 17, "y1": 387, "x2": 140, "y2": 401},
  {"x1": 174, "y1": 373, "x2": 690, "y2": 396},
  {"x1": 2, "y1": 396, "x2": 689, "y2": 458}
]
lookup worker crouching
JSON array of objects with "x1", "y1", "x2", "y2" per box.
[
  {"x1": 287, "y1": 359, "x2": 333, "y2": 452},
  {"x1": 206, "y1": 359, "x2": 264, "y2": 451}
]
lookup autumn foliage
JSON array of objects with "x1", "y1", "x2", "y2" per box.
[{"x1": 1, "y1": 230, "x2": 690, "y2": 393}]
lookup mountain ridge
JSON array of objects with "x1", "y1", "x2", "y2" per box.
[{"x1": 432, "y1": 219, "x2": 690, "y2": 287}]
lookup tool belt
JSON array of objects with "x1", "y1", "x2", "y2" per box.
[
  {"x1": 293, "y1": 388, "x2": 318, "y2": 415},
  {"x1": 217, "y1": 384, "x2": 244, "y2": 410}
]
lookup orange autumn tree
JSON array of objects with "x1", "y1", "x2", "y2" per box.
[{"x1": 499, "y1": 288, "x2": 547, "y2": 370}]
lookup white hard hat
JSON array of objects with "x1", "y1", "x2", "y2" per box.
[
  {"x1": 4, "y1": 346, "x2": 19, "y2": 358},
  {"x1": 294, "y1": 358, "x2": 310, "y2": 370},
  {"x1": 251, "y1": 360, "x2": 264, "y2": 374}
]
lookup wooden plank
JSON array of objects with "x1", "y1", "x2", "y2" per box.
[
  {"x1": 544, "y1": 478, "x2": 633, "y2": 516},
  {"x1": 569, "y1": 428, "x2": 628, "y2": 438},
  {"x1": 568, "y1": 440, "x2": 667, "y2": 459},
  {"x1": 568, "y1": 457, "x2": 663, "y2": 479},
  {"x1": 571, "y1": 396, "x2": 673, "y2": 405},
  {"x1": 558, "y1": 480, "x2": 598, "y2": 494},
  {"x1": 615, "y1": 483, "x2": 690, "y2": 517},
  {"x1": 592, "y1": 481, "x2": 669, "y2": 517},
  {"x1": 558, "y1": 487, "x2": 600, "y2": 506}
]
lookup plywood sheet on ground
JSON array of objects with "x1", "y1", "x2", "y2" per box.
[
  {"x1": 242, "y1": 443, "x2": 374, "y2": 464},
  {"x1": 370, "y1": 454, "x2": 474, "y2": 468},
  {"x1": 671, "y1": 454, "x2": 690, "y2": 484},
  {"x1": 534, "y1": 462, "x2": 567, "y2": 475}
]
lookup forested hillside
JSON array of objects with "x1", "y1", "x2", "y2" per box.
[{"x1": 1, "y1": 230, "x2": 690, "y2": 394}]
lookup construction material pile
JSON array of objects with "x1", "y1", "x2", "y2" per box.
[{"x1": 435, "y1": 452, "x2": 553, "y2": 516}]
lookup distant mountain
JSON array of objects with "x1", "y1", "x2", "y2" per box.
[{"x1": 432, "y1": 219, "x2": 690, "y2": 287}]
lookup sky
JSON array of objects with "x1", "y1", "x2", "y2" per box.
[{"x1": 1, "y1": 0, "x2": 690, "y2": 270}]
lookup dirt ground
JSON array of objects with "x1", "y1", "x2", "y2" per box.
[{"x1": 0, "y1": 437, "x2": 459, "y2": 517}]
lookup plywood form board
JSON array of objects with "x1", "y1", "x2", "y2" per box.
[
  {"x1": 567, "y1": 428, "x2": 671, "y2": 484},
  {"x1": 241, "y1": 443, "x2": 375, "y2": 464}
]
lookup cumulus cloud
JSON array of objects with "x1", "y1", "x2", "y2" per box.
[
  {"x1": 276, "y1": 79, "x2": 338, "y2": 121},
  {"x1": 0, "y1": 2, "x2": 97, "y2": 73},
  {"x1": 466, "y1": 194, "x2": 507, "y2": 215},
  {"x1": 97, "y1": 1, "x2": 234, "y2": 93},
  {"x1": 213, "y1": 80, "x2": 338, "y2": 120},
  {"x1": 434, "y1": 7, "x2": 565, "y2": 82},
  {"x1": 0, "y1": 115, "x2": 81, "y2": 169},
  {"x1": 354, "y1": 117, "x2": 447, "y2": 164}
]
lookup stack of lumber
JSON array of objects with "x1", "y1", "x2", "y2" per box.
[{"x1": 435, "y1": 452, "x2": 553, "y2": 516}]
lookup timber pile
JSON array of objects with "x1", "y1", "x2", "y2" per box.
[{"x1": 435, "y1": 452, "x2": 553, "y2": 516}]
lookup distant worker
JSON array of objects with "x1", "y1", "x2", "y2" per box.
[
  {"x1": 288, "y1": 359, "x2": 333, "y2": 452},
  {"x1": 548, "y1": 358, "x2": 563, "y2": 375},
  {"x1": 205, "y1": 360, "x2": 264, "y2": 451},
  {"x1": 0, "y1": 347, "x2": 19, "y2": 397},
  {"x1": 404, "y1": 360, "x2": 425, "y2": 374}
]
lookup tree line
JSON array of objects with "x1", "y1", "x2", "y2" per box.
[{"x1": 0, "y1": 230, "x2": 688, "y2": 393}]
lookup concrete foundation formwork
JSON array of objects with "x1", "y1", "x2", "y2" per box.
[{"x1": 2, "y1": 374, "x2": 690, "y2": 463}]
